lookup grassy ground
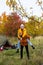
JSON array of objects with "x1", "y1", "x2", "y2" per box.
[{"x1": 0, "y1": 36, "x2": 43, "y2": 65}]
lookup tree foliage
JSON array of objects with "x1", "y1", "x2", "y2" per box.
[
  {"x1": 0, "y1": 13, "x2": 43, "y2": 37},
  {"x1": 4, "y1": 12, "x2": 24, "y2": 36},
  {"x1": 25, "y1": 16, "x2": 43, "y2": 37}
]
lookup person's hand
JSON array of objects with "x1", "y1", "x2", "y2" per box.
[{"x1": 20, "y1": 38, "x2": 22, "y2": 40}]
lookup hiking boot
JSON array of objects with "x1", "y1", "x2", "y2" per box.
[
  {"x1": 31, "y1": 45, "x2": 35, "y2": 49},
  {"x1": 16, "y1": 49, "x2": 19, "y2": 53}
]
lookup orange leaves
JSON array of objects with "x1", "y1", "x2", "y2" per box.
[{"x1": 2, "y1": 12, "x2": 7, "y2": 22}]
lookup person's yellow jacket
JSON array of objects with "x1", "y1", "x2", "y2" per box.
[
  {"x1": 18, "y1": 28, "x2": 30, "y2": 46},
  {"x1": 18, "y1": 28, "x2": 27, "y2": 39}
]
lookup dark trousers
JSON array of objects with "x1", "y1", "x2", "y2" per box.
[{"x1": 20, "y1": 45, "x2": 29, "y2": 59}]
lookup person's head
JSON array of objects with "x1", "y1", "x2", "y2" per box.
[{"x1": 20, "y1": 24, "x2": 24, "y2": 29}]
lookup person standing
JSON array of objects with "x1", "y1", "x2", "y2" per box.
[{"x1": 16, "y1": 24, "x2": 35, "y2": 59}]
